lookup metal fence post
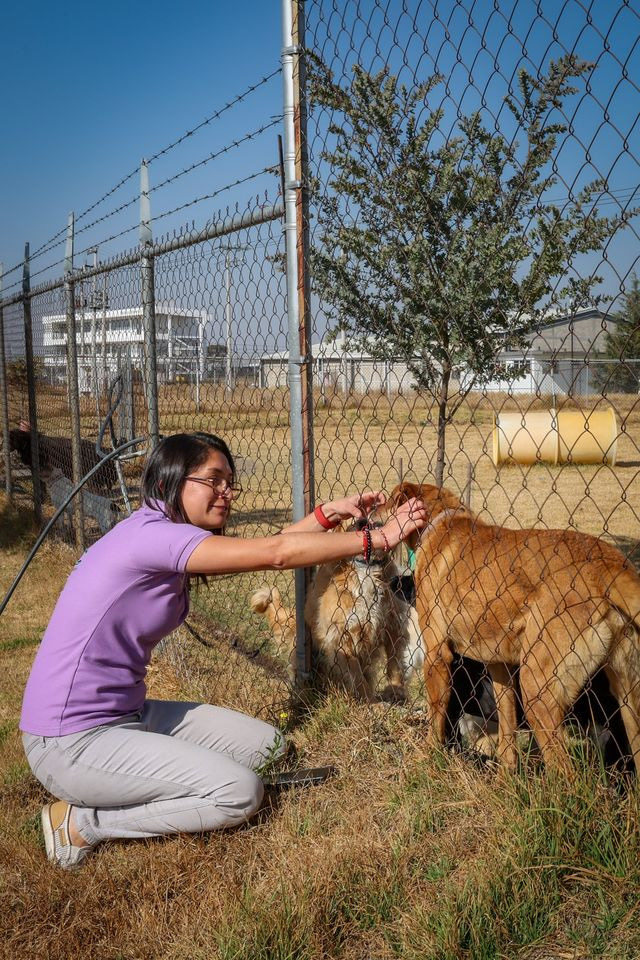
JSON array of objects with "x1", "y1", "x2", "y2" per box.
[
  {"x1": 22, "y1": 243, "x2": 43, "y2": 525},
  {"x1": 64, "y1": 213, "x2": 86, "y2": 550},
  {"x1": 0, "y1": 264, "x2": 12, "y2": 499},
  {"x1": 282, "y1": 0, "x2": 314, "y2": 684},
  {"x1": 292, "y1": 0, "x2": 314, "y2": 509},
  {"x1": 121, "y1": 356, "x2": 135, "y2": 442},
  {"x1": 140, "y1": 159, "x2": 159, "y2": 448}
]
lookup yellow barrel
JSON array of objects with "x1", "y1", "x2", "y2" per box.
[
  {"x1": 493, "y1": 409, "x2": 559, "y2": 465},
  {"x1": 493, "y1": 407, "x2": 617, "y2": 466},
  {"x1": 556, "y1": 407, "x2": 617, "y2": 465}
]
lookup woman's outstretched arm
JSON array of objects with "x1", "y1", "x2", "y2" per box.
[{"x1": 185, "y1": 497, "x2": 426, "y2": 575}]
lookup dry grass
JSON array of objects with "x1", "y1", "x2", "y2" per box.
[{"x1": 1, "y1": 497, "x2": 640, "y2": 960}]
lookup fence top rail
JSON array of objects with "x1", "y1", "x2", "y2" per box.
[{"x1": 0, "y1": 201, "x2": 284, "y2": 310}]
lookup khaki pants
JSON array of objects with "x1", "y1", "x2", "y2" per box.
[{"x1": 22, "y1": 700, "x2": 284, "y2": 844}]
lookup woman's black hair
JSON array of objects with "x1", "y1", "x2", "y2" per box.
[{"x1": 141, "y1": 432, "x2": 236, "y2": 528}]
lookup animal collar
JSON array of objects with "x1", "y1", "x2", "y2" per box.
[{"x1": 416, "y1": 506, "x2": 466, "y2": 547}]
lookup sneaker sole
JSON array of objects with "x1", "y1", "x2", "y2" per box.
[
  {"x1": 41, "y1": 804, "x2": 57, "y2": 863},
  {"x1": 262, "y1": 766, "x2": 338, "y2": 790}
]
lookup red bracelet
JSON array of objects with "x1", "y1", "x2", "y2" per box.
[
  {"x1": 314, "y1": 503, "x2": 340, "y2": 530},
  {"x1": 362, "y1": 527, "x2": 372, "y2": 564}
]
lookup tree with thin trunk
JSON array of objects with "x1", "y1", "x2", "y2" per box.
[{"x1": 310, "y1": 55, "x2": 629, "y2": 485}]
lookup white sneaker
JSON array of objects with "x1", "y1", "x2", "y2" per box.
[{"x1": 41, "y1": 801, "x2": 94, "y2": 869}]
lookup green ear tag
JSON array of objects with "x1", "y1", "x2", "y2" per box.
[{"x1": 407, "y1": 546, "x2": 416, "y2": 572}]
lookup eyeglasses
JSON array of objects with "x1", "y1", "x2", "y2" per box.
[{"x1": 184, "y1": 476, "x2": 243, "y2": 497}]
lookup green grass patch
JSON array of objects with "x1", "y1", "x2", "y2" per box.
[{"x1": 0, "y1": 635, "x2": 40, "y2": 652}]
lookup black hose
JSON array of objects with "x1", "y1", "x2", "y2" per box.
[
  {"x1": 0, "y1": 435, "x2": 147, "y2": 618},
  {"x1": 96, "y1": 374, "x2": 124, "y2": 456}
]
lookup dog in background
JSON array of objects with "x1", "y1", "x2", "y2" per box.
[
  {"x1": 251, "y1": 518, "x2": 421, "y2": 702},
  {"x1": 9, "y1": 422, "x2": 120, "y2": 536},
  {"x1": 9, "y1": 421, "x2": 118, "y2": 494},
  {"x1": 385, "y1": 481, "x2": 640, "y2": 773}
]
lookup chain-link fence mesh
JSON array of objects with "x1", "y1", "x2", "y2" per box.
[
  {"x1": 0, "y1": 60, "x2": 294, "y2": 726},
  {"x1": 2, "y1": 201, "x2": 296, "y2": 722},
  {"x1": 295, "y1": 0, "x2": 640, "y2": 769},
  {"x1": 1, "y1": 0, "x2": 640, "y2": 769}
]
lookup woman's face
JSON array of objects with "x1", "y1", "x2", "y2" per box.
[{"x1": 179, "y1": 449, "x2": 235, "y2": 530}]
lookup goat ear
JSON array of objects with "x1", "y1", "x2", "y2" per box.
[{"x1": 18, "y1": 419, "x2": 31, "y2": 432}]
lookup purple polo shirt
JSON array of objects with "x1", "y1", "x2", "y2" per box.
[{"x1": 20, "y1": 503, "x2": 212, "y2": 736}]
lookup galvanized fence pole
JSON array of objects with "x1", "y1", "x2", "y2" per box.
[
  {"x1": 282, "y1": 0, "x2": 313, "y2": 683},
  {"x1": 64, "y1": 213, "x2": 86, "y2": 550},
  {"x1": 140, "y1": 159, "x2": 159, "y2": 448},
  {"x1": 292, "y1": 0, "x2": 314, "y2": 507},
  {"x1": 22, "y1": 243, "x2": 43, "y2": 525},
  {"x1": 0, "y1": 264, "x2": 12, "y2": 499}
]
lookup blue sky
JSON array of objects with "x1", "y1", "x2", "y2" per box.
[
  {"x1": 0, "y1": 1, "x2": 283, "y2": 295},
  {"x1": 305, "y1": 0, "x2": 640, "y2": 314},
  {"x1": 1, "y1": 0, "x2": 638, "y2": 316}
]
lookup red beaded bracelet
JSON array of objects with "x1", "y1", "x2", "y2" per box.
[
  {"x1": 379, "y1": 529, "x2": 390, "y2": 552},
  {"x1": 314, "y1": 503, "x2": 340, "y2": 530},
  {"x1": 362, "y1": 526, "x2": 372, "y2": 564}
]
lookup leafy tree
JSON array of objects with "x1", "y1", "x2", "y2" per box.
[
  {"x1": 593, "y1": 275, "x2": 640, "y2": 393},
  {"x1": 310, "y1": 55, "x2": 629, "y2": 484}
]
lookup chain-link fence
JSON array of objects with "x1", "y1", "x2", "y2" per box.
[
  {"x1": 1, "y1": 0, "x2": 640, "y2": 769},
  {"x1": 297, "y1": 0, "x2": 640, "y2": 770}
]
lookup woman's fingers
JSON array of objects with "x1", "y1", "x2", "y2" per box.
[
  {"x1": 357, "y1": 490, "x2": 385, "y2": 512},
  {"x1": 395, "y1": 497, "x2": 427, "y2": 535},
  {"x1": 323, "y1": 489, "x2": 388, "y2": 522},
  {"x1": 334, "y1": 490, "x2": 385, "y2": 519},
  {"x1": 397, "y1": 496, "x2": 425, "y2": 519}
]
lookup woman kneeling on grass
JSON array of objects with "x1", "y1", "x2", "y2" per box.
[{"x1": 20, "y1": 432, "x2": 426, "y2": 869}]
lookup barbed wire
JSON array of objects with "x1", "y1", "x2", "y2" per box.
[
  {"x1": 145, "y1": 68, "x2": 282, "y2": 167},
  {"x1": 152, "y1": 166, "x2": 279, "y2": 227},
  {"x1": 0, "y1": 189, "x2": 283, "y2": 302},
  {"x1": 148, "y1": 118, "x2": 282, "y2": 197},
  {"x1": 1, "y1": 254, "x2": 68, "y2": 297},
  {"x1": 11, "y1": 127, "x2": 283, "y2": 280}
]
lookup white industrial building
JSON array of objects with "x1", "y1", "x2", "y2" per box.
[
  {"x1": 42, "y1": 303, "x2": 211, "y2": 392},
  {"x1": 42, "y1": 303, "x2": 633, "y2": 397},
  {"x1": 465, "y1": 308, "x2": 631, "y2": 395},
  {"x1": 257, "y1": 337, "x2": 416, "y2": 394},
  {"x1": 259, "y1": 308, "x2": 632, "y2": 396}
]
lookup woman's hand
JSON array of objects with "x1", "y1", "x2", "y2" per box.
[
  {"x1": 319, "y1": 490, "x2": 385, "y2": 525},
  {"x1": 376, "y1": 496, "x2": 427, "y2": 549},
  {"x1": 281, "y1": 489, "x2": 393, "y2": 536}
]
